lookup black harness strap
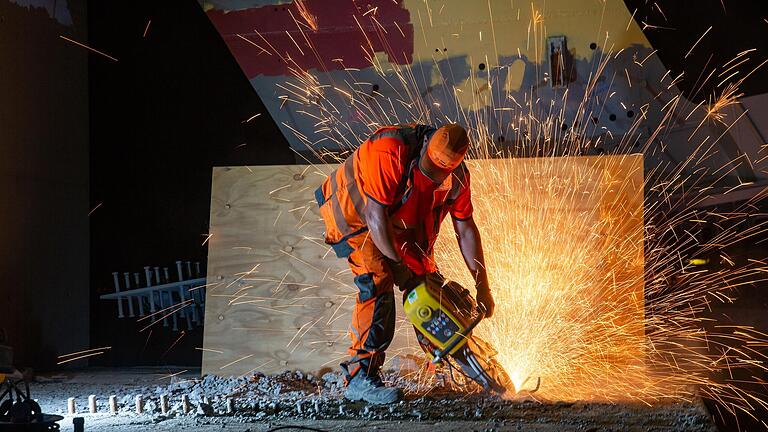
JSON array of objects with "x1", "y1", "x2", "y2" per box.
[
  {"x1": 317, "y1": 125, "x2": 435, "y2": 242},
  {"x1": 383, "y1": 125, "x2": 435, "y2": 216},
  {"x1": 343, "y1": 156, "x2": 366, "y2": 220}
]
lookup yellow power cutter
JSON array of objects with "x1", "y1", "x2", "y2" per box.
[{"x1": 403, "y1": 273, "x2": 514, "y2": 394}]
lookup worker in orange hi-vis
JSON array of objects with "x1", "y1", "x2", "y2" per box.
[{"x1": 315, "y1": 123, "x2": 495, "y2": 404}]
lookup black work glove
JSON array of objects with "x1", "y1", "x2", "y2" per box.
[
  {"x1": 476, "y1": 284, "x2": 495, "y2": 318},
  {"x1": 387, "y1": 258, "x2": 421, "y2": 292}
]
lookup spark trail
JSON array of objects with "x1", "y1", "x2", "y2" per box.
[{"x1": 228, "y1": 0, "x2": 768, "y2": 424}]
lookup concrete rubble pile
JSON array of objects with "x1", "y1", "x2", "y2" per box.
[{"x1": 32, "y1": 370, "x2": 716, "y2": 431}]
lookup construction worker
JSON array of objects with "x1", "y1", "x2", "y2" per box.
[{"x1": 315, "y1": 123, "x2": 494, "y2": 404}]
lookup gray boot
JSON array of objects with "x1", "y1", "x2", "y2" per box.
[{"x1": 344, "y1": 373, "x2": 402, "y2": 404}]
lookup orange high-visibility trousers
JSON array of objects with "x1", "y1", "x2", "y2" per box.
[{"x1": 343, "y1": 231, "x2": 396, "y2": 379}]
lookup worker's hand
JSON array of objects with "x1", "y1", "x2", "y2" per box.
[
  {"x1": 476, "y1": 289, "x2": 495, "y2": 318},
  {"x1": 388, "y1": 259, "x2": 421, "y2": 291}
]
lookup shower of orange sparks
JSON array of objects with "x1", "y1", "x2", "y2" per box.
[
  {"x1": 295, "y1": 0, "x2": 318, "y2": 31},
  {"x1": 138, "y1": 300, "x2": 194, "y2": 333},
  {"x1": 58, "y1": 346, "x2": 112, "y2": 359},
  {"x1": 205, "y1": 1, "x2": 768, "y2": 425},
  {"x1": 143, "y1": 19, "x2": 152, "y2": 38},
  {"x1": 162, "y1": 331, "x2": 187, "y2": 358},
  {"x1": 88, "y1": 202, "x2": 103, "y2": 216},
  {"x1": 158, "y1": 369, "x2": 189, "y2": 380},
  {"x1": 58, "y1": 35, "x2": 118, "y2": 62},
  {"x1": 705, "y1": 82, "x2": 742, "y2": 125},
  {"x1": 57, "y1": 346, "x2": 112, "y2": 365},
  {"x1": 56, "y1": 351, "x2": 107, "y2": 365}
]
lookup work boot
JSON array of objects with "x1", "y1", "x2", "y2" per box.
[{"x1": 344, "y1": 372, "x2": 402, "y2": 404}]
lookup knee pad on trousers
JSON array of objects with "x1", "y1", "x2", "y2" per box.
[
  {"x1": 354, "y1": 273, "x2": 376, "y2": 302},
  {"x1": 362, "y1": 291, "x2": 395, "y2": 353}
]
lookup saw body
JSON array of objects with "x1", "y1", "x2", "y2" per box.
[{"x1": 403, "y1": 274, "x2": 513, "y2": 394}]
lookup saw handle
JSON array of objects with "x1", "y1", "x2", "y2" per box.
[{"x1": 431, "y1": 304, "x2": 486, "y2": 364}]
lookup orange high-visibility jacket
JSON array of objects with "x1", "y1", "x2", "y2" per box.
[{"x1": 316, "y1": 124, "x2": 473, "y2": 260}]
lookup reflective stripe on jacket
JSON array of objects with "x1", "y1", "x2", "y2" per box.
[{"x1": 316, "y1": 124, "x2": 469, "y2": 258}]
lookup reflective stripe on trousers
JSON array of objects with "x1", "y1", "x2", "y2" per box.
[{"x1": 344, "y1": 231, "x2": 395, "y2": 378}]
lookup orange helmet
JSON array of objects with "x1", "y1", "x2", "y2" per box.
[{"x1": 419, "y1": 124, "x2": 470, "y2": 182}]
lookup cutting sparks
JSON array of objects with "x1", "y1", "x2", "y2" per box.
[{"x1": 241, "y1": 1, "x2": 768, "y2": 424}]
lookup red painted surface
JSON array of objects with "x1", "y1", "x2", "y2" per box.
[{"x1": 206, "y1": 0, "x2": 414, "y2": 78}]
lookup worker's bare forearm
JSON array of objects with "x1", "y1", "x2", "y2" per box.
[
  {"x1": 364, "y1": 200, "x2": 401, "y2": 262},
  {"x1": 453, "y1": 218, "x2": 490, "y2": 291}
]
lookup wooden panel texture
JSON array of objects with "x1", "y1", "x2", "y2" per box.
[
  {"x1": 204, "y1": 156, "x2": 644, "y2": 386},
  {"x1": 202, "y1": 165, "x2": 421, "y2": 376},
  {"x1": 204, "y1": 165, "x2": 344, "y2": 375}
]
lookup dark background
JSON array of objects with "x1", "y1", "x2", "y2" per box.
[
  {"x1": 3, "y1": 0, "x2": 766, "y2": 369},
  {"x1": 83, "y1": 3, "x2": 768, "y2": 430},
  {"x1": 624, "y1": 0, "x2": 768, "y2": 99},
  {"x1": 1, "y1": 0, "x2": 766, "y2": 430},
  {"x1": 0, "y1": 0, "x2": 89, "y2": 371},
  {"x1": 86, "y1": 0, "x2": 768, "y2": 368},
  {"x1": 87, "y1": 0, "x2": 293, "y2": 366}
]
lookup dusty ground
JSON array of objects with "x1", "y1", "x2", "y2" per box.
[{"x1": 23, "y1": 367, "x2": 717, "y2": 432}]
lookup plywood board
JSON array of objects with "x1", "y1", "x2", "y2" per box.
[
  {"x1": 204, "y1": 164, "x2": 344, "y2": 375},
  {"x1": 202, "y1": 164, "x2": 421, "y2": 376},
  {"x1": 203, "y1": 155, "x2": 644, "y2": 389},
  {"x1": 435, "y1": 155, "x2": 645, "y2": 400}
]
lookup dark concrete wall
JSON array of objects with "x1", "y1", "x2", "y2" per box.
[
  {"x1": 88, "y1": 0, "x2": 292, "y2": 366},
  {"x1": 0, "y1": 0, "x2": 89, "y2": 370},
  {"x1": 624, "y1": 0, "x2": 768, "y2": 98}
]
